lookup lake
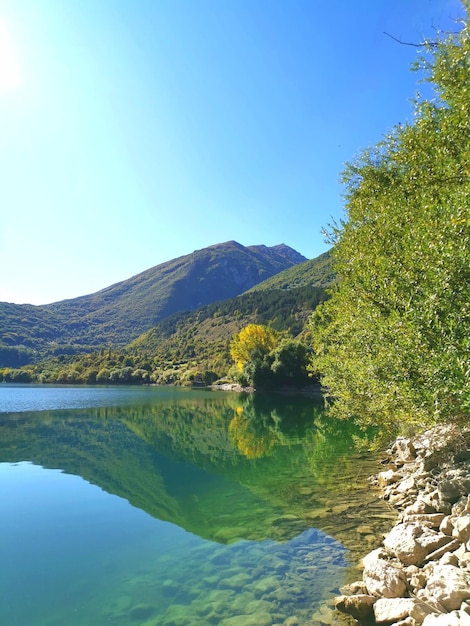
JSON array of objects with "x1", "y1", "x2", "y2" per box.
[{"x1": 0, "y1": 384, "x2": 394, "y2": 626}]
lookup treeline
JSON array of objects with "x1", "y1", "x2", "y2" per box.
[{"x1": 1, "y1": 286, "x2": 327, "y2": 386}]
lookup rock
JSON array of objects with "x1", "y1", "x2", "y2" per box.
[
  {"x1": 460, "y1": 610, "x2": 470, "y2": 625},
  {"x1": 335, "y1": 594, "x2": 376, "y2": 621},
  {"x1": 403, "y1": 513, "x2": 446, "y2": 528},
  {"x1": 379, "y1": 469, "x2": 404, "y2": 486},
  {"x1": 342, "y1": 426, "x2": 470, "y2": 626},
  {"x1": 461, "y1": 602, "x2": 470, "y2": 616},
  {"x1": 423, "y1": 538, "x2": 461, "y2": 562},
  {"x1": 220, "y1": 613, "x2": 272, "y2": 626},
  {"x1": 409, "y1": 567, "x2": 427, "y2": 592},
  {"x1": 440, "y1": 516, "x2": 456, "y2": 536},
  {"x1": 362, "y1": 549, "x2": 407, "y2": 598},
  {"x1": 339, "y1": 580, "x2": 368, "y2": 595},
  {"x1": 396, "y1": 476, "x2": 417, "y2": 493},
  {"x1": 438, "y1": 551, "x2": 460, "y2": 566},
  {"x1": 384, "y1": 523, "x2": 454, "y2": 566},
  {"x1": 452, "y1": 516, "x2": 470, "y2": 543},
  {"x1": 422, "y1": 611, "x2": 465, "y2": 625},
  {"x1": 424, "y1": 563, "x2": 470, "y2": 611},
  {"x1": 405, "y1": 498, "x2": 438, "y2": 515},
  {"x1": 438, "y1": 479, "x2": 470, "y2": 506},
  {"x1": 392, "y1": 438, "x2": 417, "y2": 463},
  {"x1": 453, "y1": 496, "x2": 470, "y2": 516},
  {"x1": 373, "y1": 597, "x2": 435, "y2": 624}
]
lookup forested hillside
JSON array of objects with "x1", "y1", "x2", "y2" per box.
[
  {"x1": 0, "y1": 241, "x2": 306, "y2": 366},
  {"x1": 9, "y1": 285, "x2": 327, "y2": 385},
  {"x1": 248, "y1": 250, "x2": 334, "y2": 291}
]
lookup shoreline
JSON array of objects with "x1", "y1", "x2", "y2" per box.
[{"x1": 334, "y1": 424, "x2": 470, "y2": 625}]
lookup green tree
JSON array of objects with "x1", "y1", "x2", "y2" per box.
[
  {"x1": 270, "y1": 340, "x2": 310, "y2": 387},
  {"x1": 310, "y1": 11, "x2": 470, "y2": 431}
]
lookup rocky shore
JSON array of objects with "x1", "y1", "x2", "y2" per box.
[{"x1": 335, "y1": 424, "x2": 470, "y2": 626}]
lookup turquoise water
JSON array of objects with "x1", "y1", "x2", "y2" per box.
[{"x1": 0, "y1": 385, "x2": 388, "y2": 625}]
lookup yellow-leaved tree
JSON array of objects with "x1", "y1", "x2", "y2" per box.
[{"x1": 230, "y1": 324, "x2": 279, "y2": 372}]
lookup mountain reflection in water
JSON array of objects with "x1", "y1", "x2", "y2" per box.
[
  {"x1": 0, "y1": 389, "x2": 374, "y2": 544},
  {"x1": 0, "y1": 386, "x2": 393, "y2": 626}
]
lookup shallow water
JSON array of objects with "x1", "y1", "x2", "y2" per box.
[{"x1": 0, "y1": 385, "x2": 393, "y2": 625}]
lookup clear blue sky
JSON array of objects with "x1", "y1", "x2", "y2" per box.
[{"x1": 0, "y1": 0, "x2": 464, "y2": 304}]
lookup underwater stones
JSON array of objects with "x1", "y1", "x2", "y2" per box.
[
  {"x1": 228, "y1": 591, "x2": 257, "y2": 613},
  {"x1": 282, "y1": 616, "x2": 301, "y2": 626},
  {"x1": 161, "y1": 578, "x2": 180, "y2": 595},
  {"x1": 128, "y1": 604, "x2": 157, "y2": 621},
  {"x1": 161, "y1": 603, "x2": 193, "y2": 626},
  {"x1": 220, "y1": 612, "x2": 273, "y2": 626},
  {"x1": 219, "y1": 571, "x2": 253, "y2": 590},
  {"x1": 330, "y1": 503, "x2": 353, "y2": 515},
  {"x1": 272, "y1": 514, "x2": 302, "y2": 525},
  {"x1": 252, "y1": 575, "x2": 280, "y2": 597},
  {"x1": 304, "y1": 507, "x2": 330, "y2": 520}
]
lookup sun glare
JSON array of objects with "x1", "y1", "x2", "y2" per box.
[{"x1": 0, "y1": 18, "x2": 21, "y2": 94}]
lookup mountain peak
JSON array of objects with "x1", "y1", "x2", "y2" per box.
[{"x1": 0, "y1": 240, "x2": 307, "y2": 366}]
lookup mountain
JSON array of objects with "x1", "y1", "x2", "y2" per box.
[
  {"x1": 0, "y1": 241, "x2": 306, "y2": 366},
  {"x1": 248, "y1": 249, "x2": 335, "y2": 291}
]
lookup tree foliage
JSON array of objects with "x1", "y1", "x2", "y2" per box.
[
  {"x1": 230, "y1": 324, "x2": 280, "y2": 372},
  {"x1": 230, "y1": 325, "x2": 311, "y2": 389},
  {"x1": 310, "y1": 10, "x2": 470, "y2": 431}
]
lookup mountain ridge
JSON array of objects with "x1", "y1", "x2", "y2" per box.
[{"x1": 0, "y1": 241, "x2": 307, "y2": 366}]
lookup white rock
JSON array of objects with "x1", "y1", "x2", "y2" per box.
[
  {"x1": 460, "y1": 609, "x2": 470, "y2": 625},
  {"x1": 461, "y1": 601, "x2": 470, "y2": 616},
  {"x1": 379, "y1": 469, "x2": 404, "y2": 486},
  {"x1": 440, "y1": 551, "x2": 459, "y2": 566},
  {"x1": 422, "y1": 611, "x2": 464, "y2": 625},
  {"x1": 373, "y1": 597, "x2": 435, "y2": 624},
  {"x1": 440, "y1": 515, "x2": 456, "y2": 536},
  {"x1": 384, "y1": 523, "x2": 451, "y2": 566},
  {"x1": 362, "y1": 549, "x2": 407, "y2": 598},
  {"x1": 404, "y1": 513, "x2": 446, "y2": 528},
  {"x1": 405, "y1": 499, "x2": 437, "y2": 515},
  {"x1": 453, "y1": 516, "x2": 470, "y2": 543},
  {"x1": 335, "y1": 594, "x2": 376, "y2": 620},
  {"x1": 424, "y1": 538, "x2": 461, "y2": 562},
  {"x1": 397, "y1": 476, "x2": 417, "y2": 493},
  {"x1": 425, "y1": 563, "x2": 470, "y2": 611}
]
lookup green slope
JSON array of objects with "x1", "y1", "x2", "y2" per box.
[
  {"x1": 247, "y1": 249, "x2": 335, "y2": 291},
  {"x1": 127, "y1": 285, "x2": 328, "y2": 380}
]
